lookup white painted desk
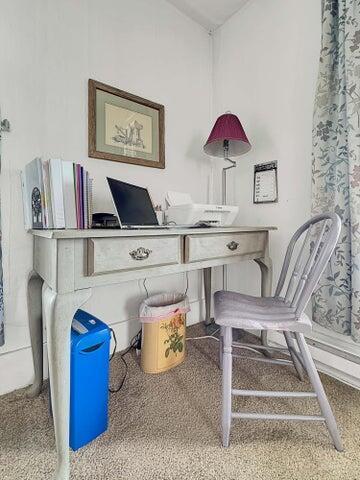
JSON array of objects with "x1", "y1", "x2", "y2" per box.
[{"x1": 27, "y1": 226, "x2": 274, "y2": 480}]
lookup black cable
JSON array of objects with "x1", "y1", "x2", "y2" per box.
[
  {"x1": 109, "y1": 327, "x2": 117, "y2": 361},
  {"x1": 108, "y1": 328, "x2": 141, "y2": 393},
  {"x1": 184, "y1": 271, "x2": 189, "y2": 296},
  {"x1": 143, "y1": 273, "x2": 188, "y2": 298},
  {"x1": 143, "y1": 278, "x2": 149, "y2": 298}
]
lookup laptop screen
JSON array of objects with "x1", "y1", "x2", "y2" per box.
[{"x1": 107, "y1": 177, "x2": 159, "y2": 226}]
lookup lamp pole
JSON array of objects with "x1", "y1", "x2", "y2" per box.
[
  {"x1": 222, "y1": 139, "x2": 236, "y2": 289},
  {"x1": 222, "y1": 140, "x2": 236, "y2": 204},
  {"x1": 203, "y1": 113, "x2": 250, "y2": 292}
]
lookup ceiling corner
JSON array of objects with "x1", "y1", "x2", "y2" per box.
[{"x1": 165, "y1": 0, "x2": 250, "y2": 32}]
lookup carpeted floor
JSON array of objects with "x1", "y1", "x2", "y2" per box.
[{"x1": 1, "y1": 324, "x2": 360, "y2": 480}]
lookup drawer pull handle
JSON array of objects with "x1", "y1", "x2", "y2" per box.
[
  {"x1": 227, "y1": 241, "x2": 239, "y2": 251},
  {"x1": 129, "y1": 247, "x2": 152, "y2": 260}
]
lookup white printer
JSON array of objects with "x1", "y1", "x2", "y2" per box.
[{"x1": 164, "y1": 191, "x2": 238, "y2": 227}]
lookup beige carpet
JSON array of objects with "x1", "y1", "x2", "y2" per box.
[{"x1": 1, "y1": 325, "x2": 360, "y2": 480}]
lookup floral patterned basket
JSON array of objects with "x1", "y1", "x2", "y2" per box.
[{"x1": 139, "y1": 293, "x2": 190, "y2": 374}]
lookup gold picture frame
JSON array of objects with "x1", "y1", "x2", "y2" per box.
[{"x1": 88, "y1": 79, "x2": 165, "y2": 169}]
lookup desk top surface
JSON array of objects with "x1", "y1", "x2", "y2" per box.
[{"x1": 30, "y1": 225, "x2": 276, "y2": 239}]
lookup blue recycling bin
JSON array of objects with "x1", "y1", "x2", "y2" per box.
[{"x1": 69, "y1": 309, "x2": 111, "y2": 451}]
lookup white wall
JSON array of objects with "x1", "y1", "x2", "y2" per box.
[
  {"x1": 0, "y1": 0, "x2": 213, "y2": 394},
  {"x1": 2, "y1": 0, "x2": 358, "y2": 395},
  {"x1": 212, "y1": 0, "x2": 360, "y2": 388},
  {"x1": 213, "y1": 0, "x2": 321, "y2": 297}
]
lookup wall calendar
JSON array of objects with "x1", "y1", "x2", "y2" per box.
[{"x1": 253, "y1": 161, "x2": 278, "y2": 204}]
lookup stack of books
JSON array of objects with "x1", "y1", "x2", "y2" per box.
[{"x1": 21, "y1": 158, "x2": 93, "y2": 230}]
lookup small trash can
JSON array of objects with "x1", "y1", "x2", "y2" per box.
[
  {"x1": 69, "y1": 309, "x2": 111, "y2": 450},
  {"x1": 140, "y1": 293, "x2": 190, "y2": 374}
]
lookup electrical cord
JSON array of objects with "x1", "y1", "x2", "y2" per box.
[
  {"x1": 143, "y1": 278, "x2": 149, "y2": 298},
  {"x1": 108, "y1": 328, "x2": 141, "y2": 393},
  {"x1": 143, "y1": 271, "x2": 189, "y2": 298},
  {"x1": 185, "y1": 332, "x2": 265, "y2": 356},
  {"x1": 184, "y1": 271, "x2": 189, "y2": 296},
  {"x1": 186, "y1": 335, "x2": 219, "y2": 342},
  {"x1": 186, "y1": 327, "x2": 220, "y2": 342}
]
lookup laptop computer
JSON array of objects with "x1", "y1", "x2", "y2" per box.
[{"x1": 107, "y1": 177, "x2": 194, "y2": 229}]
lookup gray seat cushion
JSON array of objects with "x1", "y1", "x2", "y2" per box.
[{"x1": 214, "y1": 290, "x2": 312, "y2": 334}]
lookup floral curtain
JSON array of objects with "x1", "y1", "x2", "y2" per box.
[
  {"x1": 0, "y1": 130, "x2": 3, "y2": 345},
  {"x1": 0, "y1": 225, "x2": 3, "y2": 347},
  {"x1": 312, "y1": 0, "x2": 360, "y2": 342},
  {"x1": 0, "y1": 145, "x2": 3, "y2": 346},
  {"x1": 0, "y1": 112, "x2": 5, "y2": 346}
]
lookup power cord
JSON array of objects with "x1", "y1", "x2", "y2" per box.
[
  {"x1": 185, "y1": 330, "x2": 265, "y2": 356},
  {"x1": 143, "y1": 278, "x2": 149, "y2": 298},
  {"x1": 108, "y1": 328, "x2": 141, "y2": 393},
  {"x1": 186, "y1": 334, "x2": 219, "y2": 342},
  {"x1": 186, "y1": 326, "x2": 220, "y2": 342},
  {"x1": 142, "y1": 271, "x2": 189, "y2": 298},
  {"x1": 184, "y1": 271, "x2": 189, "y2": 296}
]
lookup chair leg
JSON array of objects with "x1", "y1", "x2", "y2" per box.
[
  {"x1": 283, "y1": 331, "x2": 305, "y2": 381},
  {"x1": 295, "y1": 333, "x2": 343, "y2": 452},
  {"x1": 222, "y1": 326, "x2": 233, "y2": 447}
]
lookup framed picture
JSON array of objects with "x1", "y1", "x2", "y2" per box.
[{"x1": 88, "y1": 79, "x2": 165, "y2": 169}]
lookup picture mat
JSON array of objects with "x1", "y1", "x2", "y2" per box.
[
  {"x1": 104, "y1": 103, "x2": 153, "y2": 154},
  {"x1": 96, "y1": 89, "x2": 160, "y2": 162}
]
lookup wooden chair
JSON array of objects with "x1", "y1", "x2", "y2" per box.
[{"x1": 214, "y1": 213, "x2": 343, "y2": 451}]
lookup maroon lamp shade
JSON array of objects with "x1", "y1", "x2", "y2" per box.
[{"x1": 203, "y1": 113, "x2": 251, "y2": 157}]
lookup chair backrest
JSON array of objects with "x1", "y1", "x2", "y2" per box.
[{"x1": 275, "y1": 213, "x2": 341, "y2": 318}]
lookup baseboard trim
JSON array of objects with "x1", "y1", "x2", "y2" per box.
[
  {"x1": 306, "y1": 324, "x2": 360, "y2": 364},
  {"x1": 268, "y1": 331, "x2": 360, "y2": 391},
  {"x1": 0, "y1": 298, "x2": 205, "y2": 396}
]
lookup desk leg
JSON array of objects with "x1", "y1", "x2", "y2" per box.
[
  {"x1": 254, "y1": 256, "x2": 272, "y2": 348},
  {"x1": 203, "y1": 267, "x2": 212, "y2": 326},
  {"x1": 43, "y1": 284, "x2": 91, "y2": 480},
  {"x1": 26, "y1": 272, "x2": 44, "y2": 398}
]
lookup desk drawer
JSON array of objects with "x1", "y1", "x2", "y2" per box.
[
  {"x1": 87, "y1": 236, "x2": 181, "y2": 275},
  {"x1": 185, "y1": 231, "x2": 266, "y2": 263}
]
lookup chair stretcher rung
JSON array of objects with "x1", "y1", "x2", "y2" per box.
[
  {"x1": 232, "y1": 342, "x2": 290, "y2": 352},
  {"x1": 231, "y1": 389, "x2": 317, "y2": 398},
  {"x1": 231, "y1": 412, "x2": 325, "y2": 421},
  {"x1": 232, "y1": 354, "x2": 293, "y2": 366}
]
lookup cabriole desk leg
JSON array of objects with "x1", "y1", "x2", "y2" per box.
[
  {"x1": 203, "y1": 267, "x2": 212, "y2": 326},
  {"x1": 204, "y1": 266, "x2": 219, "y2": 335},
  {"x1": 43, "y1": 284, "x2": 91, "y2": 480},
  {"x1": 26, "y1": 272, "x2": 44, "y2": 397}
]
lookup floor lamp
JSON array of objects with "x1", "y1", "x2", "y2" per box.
[{"x1": 204, "y1": 112, "x2": 251, "y2": 289}]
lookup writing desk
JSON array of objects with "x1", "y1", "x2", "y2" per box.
[{"x1": 27, "y1": 226, "x2": 274, "y2": 480}]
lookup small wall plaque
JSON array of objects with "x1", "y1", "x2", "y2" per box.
[{"x1": 253, "y1": 161, "x2": 278, "y2": 204}]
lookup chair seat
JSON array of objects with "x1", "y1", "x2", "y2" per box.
[{"x1": 214, "y1": 290, "x2": 312, "y2": 334}]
